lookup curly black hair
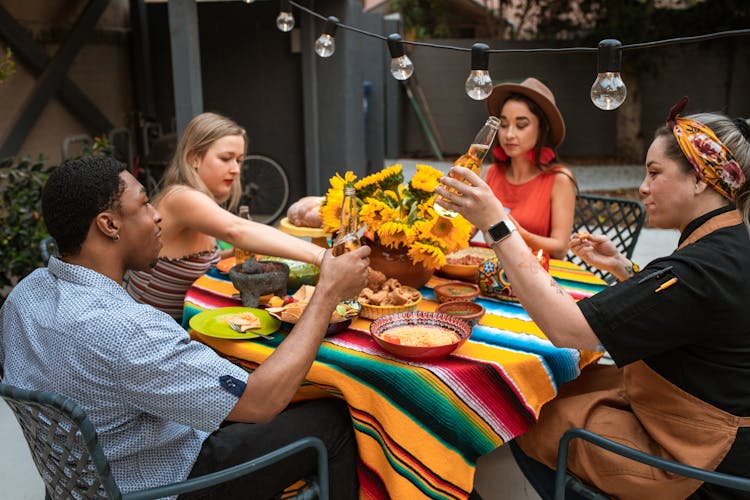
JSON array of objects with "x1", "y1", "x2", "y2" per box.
[{"x1": 41, "y1": 156, "x2": 127, "y2": 256}]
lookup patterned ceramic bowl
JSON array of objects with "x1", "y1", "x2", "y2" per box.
[
  {"x1": 369, "y1": 311, "x2": 472, "y2": 360},
  {"x1": 475, "y1": 257, "x2": 518, "y2": 303}
]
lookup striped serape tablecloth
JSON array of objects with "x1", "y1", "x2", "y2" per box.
[{"x1": 184, "y1": 259, "x2": 606, "y2": 499}]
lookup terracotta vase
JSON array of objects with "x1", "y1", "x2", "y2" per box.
[{"x1": 366, "y1": 239, "x2": 434, "y2": 289}]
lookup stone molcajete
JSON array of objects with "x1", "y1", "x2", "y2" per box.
[{"x1": 229, "y1": 258, "x2": 290, "y2": 307}]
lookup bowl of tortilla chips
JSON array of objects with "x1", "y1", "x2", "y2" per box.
[{"x1": 265, "y1": 285, "x2": 361, "y2": 336}]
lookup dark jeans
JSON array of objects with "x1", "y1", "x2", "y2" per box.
[
  {"x1": 509, "y1": 440, "x2": 588, "y2": 500},
  {"x1": 180, "y1": 398, "x2": 358, "y2": 500}
]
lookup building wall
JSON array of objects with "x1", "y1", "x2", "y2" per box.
[
  {"x1": 402, "y1": 36, "x2": 750, "y2": 161},
  {"x1": 0, "y1": 0, "x2": 133, "y2": 164}
]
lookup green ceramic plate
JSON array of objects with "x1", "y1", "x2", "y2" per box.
[{"x1": 189, "y1": 307, "x2": 281, "y2": 340}]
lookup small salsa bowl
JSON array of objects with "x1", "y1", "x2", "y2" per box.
[
  {"x1": 435, "y1": 300, "x2": 485, "y2": 327},
  {"x1": 433, "y1": 281, "x2": 480, "y2": 303},
  {"x1": 370, "y1": 311, "x2": 472, "y2": 360}
]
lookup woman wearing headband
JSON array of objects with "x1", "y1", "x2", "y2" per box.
[
  {"x1": 436, "y1": 98, "x2": 750, "y2": 498},
  {"x1": 483, "y1": 77, "x2": 577, "y2": 259}
]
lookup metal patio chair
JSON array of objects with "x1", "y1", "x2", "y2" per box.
[
  {"x1": 0, "y1": 382, "x2": 328, "y2": 500},
  {"x1": 568, "y1": 194, "x2": 646, "y2": 284},
  {"x1": 554, "y1": 427, "x2": 750, "y2": 500}
]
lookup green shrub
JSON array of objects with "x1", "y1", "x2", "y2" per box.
[
  {"x1": 0, "y1": 47, "x2": 14, "y2": 83},
  {"x1": 0, "y1": 156, "x2": 52, "y2": 304}
]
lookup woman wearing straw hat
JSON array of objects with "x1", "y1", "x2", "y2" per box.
[{"x1": 484, "y1": 77, "x2": 576, "y2": 259}]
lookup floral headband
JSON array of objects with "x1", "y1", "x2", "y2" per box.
[{"x1": 667, "y1": 97, "x2": 745, "y2": 201}]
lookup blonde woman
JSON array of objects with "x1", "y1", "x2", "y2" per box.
[{"x1": 127, "y1": 112, "x2": 325, "y2": 321}]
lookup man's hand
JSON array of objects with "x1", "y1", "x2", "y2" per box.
[{"x1": 317, "y1": 245, "x2": 371, "y2": 303}]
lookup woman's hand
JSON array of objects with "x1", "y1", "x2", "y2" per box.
[
  {"x1": 434, "y1": 166, "x2": 507, "y2": 231},
  {"x1": 569, "y1": 232, "x2": 633, "y2": 281}
]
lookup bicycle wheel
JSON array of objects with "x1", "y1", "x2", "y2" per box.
[{"x1": 240, "y1": 154, "x2": 290, "y2": 225}]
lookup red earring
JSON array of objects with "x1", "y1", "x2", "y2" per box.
[
  {"x1": 492, "y1": 146, "x2": 509, "y2": 162},
  {"x1": 526, "y1": 147, "x2": 556, "y2": 165}
]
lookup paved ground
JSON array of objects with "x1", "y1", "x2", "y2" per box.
[{"x1": 0, "y1": 161, "x2": 679, "y2": 499}]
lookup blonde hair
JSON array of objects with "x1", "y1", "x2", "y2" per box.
[{"x1": 160, "y1": 112, "x2": 247, "y2": 210}]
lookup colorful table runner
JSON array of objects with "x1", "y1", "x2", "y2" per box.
[{"x1": 183, "y1": 259, "x2": 606, "y2": 499}]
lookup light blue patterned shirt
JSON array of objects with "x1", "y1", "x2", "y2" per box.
[{"x1": 0, "y1": 257, "x2": 249, "y2": 494}]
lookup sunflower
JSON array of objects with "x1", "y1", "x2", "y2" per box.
[
  {"x1": 416, "y1": 211, "x2": 473, "y2": 254},
  {"x1": 408, "y1": 240, "x2": 446, "y2": 270},
  {"x1": 377, "y1": 220, "x2": 415, "y2": 248},
  {"x1": 321, "y1": 171, "x2": 357, "y2": 232},
  {"x1": 359, "y1": 198, "x2": 399, "y2": 232},
  {"x1": 409, "y1": 164, "x2": 443, "y2": 200}
]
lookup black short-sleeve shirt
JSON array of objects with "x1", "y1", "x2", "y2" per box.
[
  {"x1": 578, "y1": 206, "x2": 750, "y2": 494},
  {"x1": 578, "y1": 206, "x2": 750, "y2": 416}
]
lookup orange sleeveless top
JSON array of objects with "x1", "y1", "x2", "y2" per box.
[{"x1": 484, "y1": 162, "x2": 567, "y2": 238}]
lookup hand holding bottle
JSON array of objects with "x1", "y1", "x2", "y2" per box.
[{"x1": 434, "y1": 116, "x2": 500, "y2": 218}]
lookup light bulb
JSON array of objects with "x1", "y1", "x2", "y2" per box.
[
  {"x1": 276, "y1": 0, "x2": 294, "y2": 32},
  {"x1": 591, "y1": 72, "x2": 627, "y2": 110},
  {"x1": 390, "y1": 56, "x2": 414, "y2": 80},
  {"x1": 315, "y1": 17, "x2": 338, "y2": 58},
  {"x1": 315, "y1": 34, "x2": 335, "y2": 58},
  {"x1": 276, "y1": 11, "x2": 294, "y2": 32},
  {"x1": 465, "y1": 43, "x2": 492, "y2": 100},
  {"x1": 591, "y1": 39, "x2": 627, "y2": 110},
  {"x1": 387, "y1": 33, "x2": 413, "y2": 80},
  {"x1": 465, "y1": 70, "x2": 493, "y2": 100}
]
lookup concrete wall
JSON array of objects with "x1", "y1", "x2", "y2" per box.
[
  {"x1": 0, "y1": 0, "x2": 133, "y2": 164},
  {"x1": 402, "y1": 36, "x2": 750, "y2": 161}
]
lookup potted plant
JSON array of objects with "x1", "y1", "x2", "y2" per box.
[{"x1": 320, "y1": 164, "x2": 472, "y2": 287}]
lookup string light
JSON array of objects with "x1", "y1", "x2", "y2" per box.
[
  {"x1": 591, "y1": 39, "x2": 626, "y2": 110},
  {"x1": 314, "y1": 16, "x2": 338, "y2": 58},
  {"x1": 260, "y1": 1, "x2": 750, "y2": 110},
  {"x1": 465, "y1": 43, "x2": 492, "y2": 100},
  {"x1": 276, "y1": 0, "x2": 294, "y2": 32},
  {"x1": 387, "y1": 34, "x2": 414, "y2": 81}
]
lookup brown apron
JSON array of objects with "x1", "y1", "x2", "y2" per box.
[{"x1": 516, "y1": 209, "x2": 750, "y2": 499}]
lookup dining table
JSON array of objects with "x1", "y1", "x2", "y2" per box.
[{"x1": 183, "y1": 258, "x2": 607, "y2": 500}]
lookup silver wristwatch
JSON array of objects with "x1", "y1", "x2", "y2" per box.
[{"x1": 486, "y1": 219, "x2": 517, "y2": 245}]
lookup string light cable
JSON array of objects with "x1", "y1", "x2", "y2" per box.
[{"x1": 276, "y1": 0, "x2": 750, "y2": 109}]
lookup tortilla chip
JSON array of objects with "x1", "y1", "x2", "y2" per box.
[{"x1": 224, "y1": 311, "x2": 262, "y2": 332}]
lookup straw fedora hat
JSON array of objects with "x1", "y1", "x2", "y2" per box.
[{"x1": 485, "y1": 77, "x2": 566, "y2": 148}]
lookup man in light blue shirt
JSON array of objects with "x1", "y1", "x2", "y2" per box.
[{"x1": 0, "y1": 157, "x2": 371, "y2": 499}]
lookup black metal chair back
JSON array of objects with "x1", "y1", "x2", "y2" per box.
[
  {"x1": 568, "y1": 194, "x2": 646, "y2": 284},
  {"x1": 554, "y1": 427, "x2": 750, "y2": 499},
  {"x1": 0, "y1": 382, "x2": 329, "y2": 500}
]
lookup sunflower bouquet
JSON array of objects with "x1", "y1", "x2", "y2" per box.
[{"x1": 320, "y1": 164, "x2": 473, "y2": 271}]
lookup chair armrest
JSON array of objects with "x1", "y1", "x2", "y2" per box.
[
  {"x1": 554, "y1": 428, "x2": 750, "y2": 500},
  {"x1": 122, "y1": 436, "x2": 328, "y2": 500}
]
